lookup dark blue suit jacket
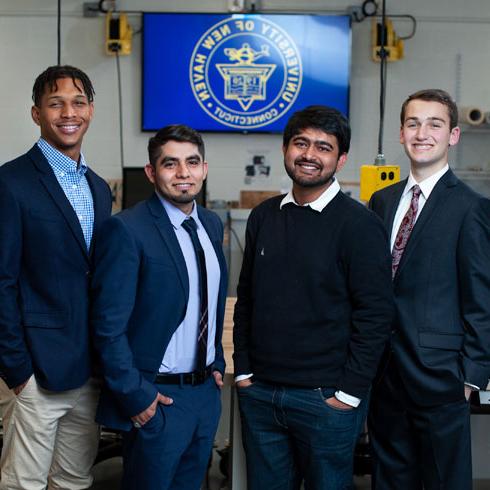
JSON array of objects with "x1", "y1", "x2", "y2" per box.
[
  {"x1": 91, "y1": 193, "x2": 228, "y2": 431},
  {"x1": 370, "y1": 169, "x2": 490, "y2": 405},
  {"x1": 0, "y1": 144, "x2": 112, "y2": 391}
]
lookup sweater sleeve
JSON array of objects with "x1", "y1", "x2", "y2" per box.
[
  {"x1": 337, "y1": 210, "x2": 395, "y2": 398},
  {"x1": 232, "y1": 206, "x2": 260, "y2": 376}
]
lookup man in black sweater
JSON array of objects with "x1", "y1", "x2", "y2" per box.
[{"x1": 233, "y1": 105, "x2": 394, "y2": 490}]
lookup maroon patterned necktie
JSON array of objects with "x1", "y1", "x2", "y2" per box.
[
  {"x1": 392, "y1": 185, "x2": 422, "y2": 278},
  {"x1": 182, "y1": 217, "x2": 208, "y2": 372}
]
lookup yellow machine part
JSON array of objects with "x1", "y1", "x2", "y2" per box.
[
  {"x1": 371, "y1": 18, "x2": 404, "y2": 62},
  {"x1": 105, "y1": 12, "x2": 132, "y2": 56},
  {"x1": 360, "y1": 164, "x2": 400, "y2": 202}
]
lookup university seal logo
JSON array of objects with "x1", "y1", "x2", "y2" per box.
[{"x1": 190, "y1": 16, "x2": 303, "y2": 130}]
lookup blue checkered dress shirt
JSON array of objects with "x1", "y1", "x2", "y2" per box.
[{"x1": 37, "y1": 138, "x2": 94, "y2": 249}]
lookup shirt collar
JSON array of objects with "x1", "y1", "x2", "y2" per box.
[
  {"x1": 37, "y1": 138, "x2": 88, "y2": 175},
  {"x1": 403, "y1": 164, "x2": 449, "y2": 200},
  {"x1": 158, "y1": 195, "x2": 199, "y2": 229},
  {"x1": 280, "y1": 178, "x2": 341, "y2": 212}
]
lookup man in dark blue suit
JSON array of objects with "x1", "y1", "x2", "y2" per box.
[
  {"x1": 91, "y1": 125, "x2": 228, "y2": 490},
  {"x1": 0, "y1": 65, "x2": 112, "y2": 489},
  {"x1": 369, "y1": 89, "x2": 490, "y2": 489}
]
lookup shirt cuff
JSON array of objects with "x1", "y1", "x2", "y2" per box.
[
  {"x1": 335, "y1": 390, "x2": 361, "y2": 407},
  {"x1": 235, "y1": 373, "x2": 253, "y2": 382},
  {"x1": 465, "y1": 382, "x2": 479, "y2": 391}
]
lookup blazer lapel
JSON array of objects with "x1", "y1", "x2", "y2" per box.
[
  {"x1": 147, "y1": 193, "x2": 189, "y2": 297},
  {"x1": 86, "y1": 169, "x2": 105, "y2": 256},
  {"x1": 394, "y1": 169, "x2": 457, "y2": 279},
  {"x1": 29, "y1": 145, "x2": 89, "y2": 260}
]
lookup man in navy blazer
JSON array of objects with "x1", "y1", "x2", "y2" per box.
[
  {"x1": 91, "y1": 125, "x2": 228, "y2": 490},
  {"x1": 0, "y1": 66, "x2": 112, "y2": 489},
  {"x1": 369, "y1": 89, "x2": 490, "y2": 489}
]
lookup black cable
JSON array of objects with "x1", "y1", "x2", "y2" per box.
[
  {"x1": 377, "y1": 0, "x2": 387, "y2": 158},
  {"x1": 115, "y1": 51, "x2": 125, "y2": 181},
  {"x1": 57, "y1": 0, "x2": 61, "y2": 65},
  {"x1": 388, "y1": 14, "x2": 417, "y2": 40}
]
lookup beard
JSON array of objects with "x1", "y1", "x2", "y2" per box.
[
  {"x1": 156, "y1": 186, "x2": 201, "y2": 206},
  {"x1": 284, "y1": 158, "x2": 336, "y2": 188}
]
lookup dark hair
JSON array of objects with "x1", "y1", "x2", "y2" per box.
[
  {"x1": 283, "y1": 105, "x2": 351, "y2": 155},
  {"x1": 32, "y1": 65, "x2": 95, "y2": 106},
  {"x1": 400, "y1": 89, "x2": 458, "y2": 129},
  {"x1": 148, "y1": 124, "x2": 205, "y2": 166}
]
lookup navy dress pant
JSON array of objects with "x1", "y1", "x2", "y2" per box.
[
  {"x1": 121, "y1": 376, "x2": 221, "y2": 490},
  {"x1": 369, "y1": 366, "x2": 472, "y2": 490}
]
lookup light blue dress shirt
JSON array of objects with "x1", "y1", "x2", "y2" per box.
[
  {"x1": 37, "y1": 138, "x2": 94, "y2": 249},
  {"x1": 158, "y1": 197, "x2": 220, "y2": 374}
]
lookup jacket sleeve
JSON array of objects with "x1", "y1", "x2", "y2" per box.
[
  {"x1": 212, "y1": 215, "x2": 227, "y2": 375},
  {"x1": 0, "y1": 178, "x2": 33, "y2": 388},
  {"x1": 91, "y1": 216, "x2": 158, "y2": 417},
  {"x1": 458, "y1": 197, "x2": 490, "y2": 388}
]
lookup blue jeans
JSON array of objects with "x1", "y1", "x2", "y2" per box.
[{"x1": 237, "y1": 380, "x2": 368, "y2": 490}]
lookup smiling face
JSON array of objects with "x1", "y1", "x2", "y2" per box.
[
  {"x1": 400, "y1": 99, "x2": 460, "y2": 176},
  {"x1": 144, "y1": 140, "x2": 208, "y2": 215},
  {"x1": 283, "y1": 127, "x2": 347, "y2": 203},
  {"x1": 31, "y1": 77, "x2": 93, "y2": 162}
]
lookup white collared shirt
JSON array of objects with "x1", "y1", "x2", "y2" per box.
[
  {"x1": 280, "y1": 178, "x2": 341, "y2": 212},
  {"x1": 390, "y1": 164, "x2": 449, "y2": 251}
]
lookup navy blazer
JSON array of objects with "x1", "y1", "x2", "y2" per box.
[
  {"x1": 91, "y1": 193, "x2": 228, "y2": 431},
  {"x1": 0, "y1": 144, "x2": 112, "y2": 391},
  {"x1": 370, "y1": 169, "x2": 490, "y2": 405}
]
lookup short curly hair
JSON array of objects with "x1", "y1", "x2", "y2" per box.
[{"x1": 32, "y1": 65, "x2": 95, "y2": 106}]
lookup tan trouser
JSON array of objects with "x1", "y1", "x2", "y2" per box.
[{"x1": 0, "y1": 376, "x2": 100, "y2": 490}]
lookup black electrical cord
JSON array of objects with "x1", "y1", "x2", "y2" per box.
[
  {"x1": 387, "y1": 14, "x2": 417, "y2": 40},
  {"x1": 57, "y1": 0, "x2": 61, "y2": 65},
  {"x1": 115, "y1": 50, "x2": 125, "y2": 183},
  {"x1": 377, "y1": 0, "x2": 387, "y2": 159}
]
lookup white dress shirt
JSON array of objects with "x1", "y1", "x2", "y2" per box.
[{"x1": 159, "y1": 198, "x2": 220, "y2": 374}]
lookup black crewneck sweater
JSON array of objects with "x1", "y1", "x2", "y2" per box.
[{"x1": 233, "y1": 192, "x2": 394, "y2": 398}]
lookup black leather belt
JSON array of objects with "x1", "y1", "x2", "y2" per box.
[{"x1": 155, "y1": 365, "x2": 214, "y2": 386}]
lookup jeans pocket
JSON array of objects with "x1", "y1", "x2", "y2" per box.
[
  {"x1": 236, "y1": 380, "x2": 259, "y2": 394},
  {"x1": 318, "y1": 388, "x2": 356, "y2": 414}
]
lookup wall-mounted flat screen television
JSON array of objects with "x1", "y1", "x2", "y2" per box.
[{"x1": 142, "y1": 13, "x2": 351, "y2": 133}]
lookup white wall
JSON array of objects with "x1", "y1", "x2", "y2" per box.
[{"x1": 1, "y1": 0, "x2": 490, "y2": 202}]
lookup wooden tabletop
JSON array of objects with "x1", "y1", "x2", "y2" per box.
[{"x1": 223, "y1": 297, "x2": 236, "y2": 374}]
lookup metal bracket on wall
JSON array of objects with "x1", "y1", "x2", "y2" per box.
[{"x1": 83, "y1": 2, "x2": 100, "y2": 17}]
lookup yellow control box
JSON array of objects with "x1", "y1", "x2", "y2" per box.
[
  {"x1": 372, "y1": 18, "x2": 404, "y2": 62},
  {"x1": 360, "y1": 165, "x2": 400, "y2": 202},
  {"x1": 105, "y1": 12, "x2": 132, "y2": 56}
]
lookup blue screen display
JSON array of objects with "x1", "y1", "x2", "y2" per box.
[{"x1": 142, "y1": 13, "x2": 351, "y2": 133}]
